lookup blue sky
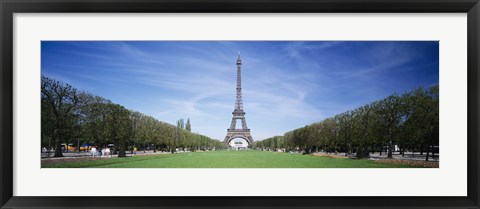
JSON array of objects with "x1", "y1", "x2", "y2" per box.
[{"x1": 41, "y1": 41, "x2": 439, "y2": 141}]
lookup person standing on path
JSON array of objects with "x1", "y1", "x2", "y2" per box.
[{"x1": 91, "y1": 147, "x2": 97, "y2": 157}]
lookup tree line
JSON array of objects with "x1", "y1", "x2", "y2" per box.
[
  {"x1": 252, "y1": 86, "x2": 439, "y2": 161},
  {"x1": 41, "y1": 76, "x2": 226, "y2": 157}
]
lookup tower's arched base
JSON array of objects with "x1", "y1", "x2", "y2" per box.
[{"x1": 224, "y1": 130, "x2": 253, "y2": 147}]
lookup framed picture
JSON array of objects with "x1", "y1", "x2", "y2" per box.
[{"x1": 1, "y1": 0, "x2": 479, "y2": 208}]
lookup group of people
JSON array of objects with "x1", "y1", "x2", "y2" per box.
[{"x1": 90, "y1": 147, "x2": 111, "y2": 157}]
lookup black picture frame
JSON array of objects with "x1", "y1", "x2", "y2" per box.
[{"x1": 1, "y1": 0, "x2": 479, "y2": 208}]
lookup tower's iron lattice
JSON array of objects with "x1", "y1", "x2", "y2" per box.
[{"x1": 223, "y1": 54, "x2": 254, "y2": 145}]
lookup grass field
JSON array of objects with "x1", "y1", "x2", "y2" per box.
[{"x1": 42, "y1": 150, "x2": 423, "y2": 168}]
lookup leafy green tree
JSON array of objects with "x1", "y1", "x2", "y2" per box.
[
  {"x1": 41, "y1": 76, "x2": 81, "y2": 157},
  {"x1": 255, "y1": 85, "x2": 438, "y2": 162},
  {"x1": 104, "y1": 103, "x2": 131, "y2": 157},
  {"x1": 175, "y1": 119, "x2": 184, "y2": 151},
  {"x1": 79, "y1": 94, "x2": 110, "y2": 150},
  {"x1": 377, "y1": 95, "x2": 404, "y2": 158},
  {"x1": 353, "y1": 104, "x2": 374, "y2": 159},
  {"x1": 186, "y1": 118, "x2": 191, "y2": 132},
  {"x1": 129, "y1": 111, "x2": 142, "y2": 153},
  {"x1": 338, "y1": 111, "x2": 355, "y2": 156},
  {"x1": 402, "y1": 86, "x2": 439, "y2": 160},
  {"x1": 41, "y1": 76, "x2": 227, "y2": 158}
]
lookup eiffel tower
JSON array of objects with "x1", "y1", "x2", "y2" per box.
[{"x1": 224, "y1": 54, "x2": 254, "y2": 146}]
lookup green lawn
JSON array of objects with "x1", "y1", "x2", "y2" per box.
[{"x1": 42, "y1": 150, "x2": 421, "y2": 168}]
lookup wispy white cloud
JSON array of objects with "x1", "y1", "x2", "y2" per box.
[{"x1": 284, "y1": 41, "x2": 342, "y2": 59}]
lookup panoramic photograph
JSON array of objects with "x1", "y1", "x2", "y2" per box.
[{"x1": 41, "y1": 41, "x2": 439, "y2": 168}]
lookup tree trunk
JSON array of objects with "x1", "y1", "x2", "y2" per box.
[
  {"x1": 387, "y1": 140, "x2": 393, "y2": 159},
  {"x1": 356, "y1": 145, "x2": 364, "y2": 159},
  {"x1": 118, "y1": 139, "x2": 126, "y2": 158},
  {"x1": 304, "y1": 147, "x2": 310, "y2": 155},
  {"x1": 52, "y1": 126, "x2": 63, "y2": 157},
  {"x1": 387, "y1": 127, "x2": 394, "y2": 159},
  {"x1": 54, "y1": 144, "x2": 63, "y2": 157},
  {"x1": 118, "y1": 149, "x2": 126, "y2": 157}
]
